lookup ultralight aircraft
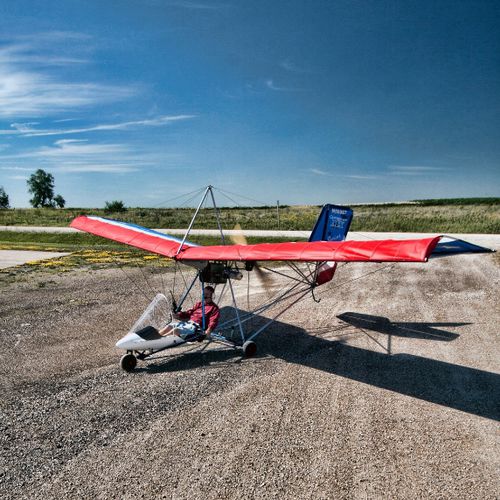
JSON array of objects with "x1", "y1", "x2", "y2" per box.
[{"x1": 70, "y1": 186, "x2": 493, "y2": 371}]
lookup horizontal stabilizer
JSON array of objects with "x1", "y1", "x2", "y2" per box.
[{"x1": 431, "y1": 236, "x2": 495, "y2": 256}]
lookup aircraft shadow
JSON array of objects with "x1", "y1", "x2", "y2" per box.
[
  {"x1": 142, "y1": 308, "x2": 499, "y2": 421},
  {"x1": 336, "y1": 312, "x2": 465, "y2": 341}
]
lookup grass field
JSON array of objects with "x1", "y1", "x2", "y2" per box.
[{"x1": 0, "y1": 198, "x2": 499, "y2": 233}]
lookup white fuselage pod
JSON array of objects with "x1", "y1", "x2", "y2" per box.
[{"x1": 116, "y1": 332, "x2": 186, "y2": 351}]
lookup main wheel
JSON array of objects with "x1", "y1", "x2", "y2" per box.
[
  {"x1": 242, "y1": 341, "x2": 257, "y2": 358},
  {"x1": 120, "y1": 353, "x2": 137, "y2": 372}
]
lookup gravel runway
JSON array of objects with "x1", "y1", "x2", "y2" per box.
[{"x1": 1, "y1": 248, "x2": 499, "y2": 499}]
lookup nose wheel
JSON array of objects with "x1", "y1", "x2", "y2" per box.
[
  {"x1": 120, "y1": 353, "x2": 137, "y2": 372},
  {"x1": 242, "y1": 341, "x2": 257, "y2": 358}
]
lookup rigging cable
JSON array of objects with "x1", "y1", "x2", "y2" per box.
[
  {"x1": 110, "y1": 254, "x2": 157, "y2": 304},
  {"x1": 150, "y1": 186, "x2": 207, "y2": 209}
]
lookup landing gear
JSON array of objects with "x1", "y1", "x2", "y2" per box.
[
  {"x1": 242, "y1": 340, "x2": 257, "y2": 358},
  {"x1": 120, "y1": 353, "x2": 137, "y2": 372}
]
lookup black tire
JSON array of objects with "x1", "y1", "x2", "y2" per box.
[
  {"x1": 120, "y1": 353, "x2": 137, "y2": 372},
  {"x1": 242, "y1": 341, "x2": 257, "y2": 358}
]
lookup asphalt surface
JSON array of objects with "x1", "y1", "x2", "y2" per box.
[
  {"x1": 0, "y1": 250, "x2": 70, "y2": 269},
  {"x1": 0, "y1": 237, "x2": 498, "y2": 499}
]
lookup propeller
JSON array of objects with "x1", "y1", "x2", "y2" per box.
[{"x1": 230, "y1": 224, "x2": 274, "y2": 292}]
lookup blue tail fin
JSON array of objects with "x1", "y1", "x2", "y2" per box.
[{"x1": 309, "y1": 204, "x2": 353, "y2": 242}]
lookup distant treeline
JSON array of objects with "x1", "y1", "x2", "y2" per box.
[{"x1": 411, "y1": 197, "x2": 500, "y2": 206}]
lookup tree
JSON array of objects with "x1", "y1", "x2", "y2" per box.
[
  {"x1": 53, "y1": 194, "x2": 66, "y2": 208},
  {"x1": 104, "y1": 200, "x2": 127, "y2": 213},
  {"x1": 27, "y1": 169, "x2": 55, "y2": 207},
  {"x1": 0, "y1": 186, "x2": 9, "y2": 209},
  {"x1": 27, "y1": 169, "x2": 65, "y2": 208}
]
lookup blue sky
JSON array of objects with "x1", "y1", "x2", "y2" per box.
[{"x1": 0, "y1": 0, "x2": 498, "y2": 207}]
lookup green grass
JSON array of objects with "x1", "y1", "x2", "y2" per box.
[
  {"x1": 350, "y1": 204, "x2": 500, "y2": 233},
  {"x1": 0, "y1": 198, "x2": 499, "y2": 233}
]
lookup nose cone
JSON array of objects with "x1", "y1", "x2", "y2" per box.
[{"x1": 116, "y1": 332, "x2": 141, "y2": 350}]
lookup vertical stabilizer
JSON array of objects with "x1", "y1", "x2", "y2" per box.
[
  {"x1": 309, "y1": 204, "x2": 353, "y2": 242},
  {"x1": 310, "y1": 204, "x2": 353, "y2": 287}
]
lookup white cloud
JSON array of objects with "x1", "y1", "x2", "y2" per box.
[
  {"x1": 164, "y1": 1, "x2": 228, "y2": 10},
  {"x1": 8, "y1": 175, "x2": 28, "y2": 180},
  {"x1": 0, "y1": 166, "x2": 34, "y2": 171},
  {"x1": 388, "y1": 165, "x2": 446, "y2": 175},
  {"x1": 0, "y1": 139, "x2": 178, "y2": 174},
  {"x1": 309, "y1": 168, "x2": 331, "y2": 176},
  {"x1": 344, "y1": 174, "x2": 378, "y2": 180},
  {"x1": 0, "y1": 34, "x2": 136, "y2": 118},
  {"x1": 0, "y1": 69, "x2": 136, "y2": 118},
  {"x1": 0, "y1": 115, "x2": 195, "y2": 136},
  {"x1": 310, "y1": 169, "x2": 378, "y2": 180},
  {"x1": 279, "y1": 59, "x2": 310, "y2": 74},
  {"x1": 56, "y1": 163, "x2": 139, "y2": 173},
  {"x1": 265, "y1": 79, "x2": 304, "y2": 92},
  {"x1": 37, "y1": 140, "x2": 131, "y2": 158}
]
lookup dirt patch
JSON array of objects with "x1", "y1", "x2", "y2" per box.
[{"x1": 0, "y1": 251, "x2": 499, "y2": 499}]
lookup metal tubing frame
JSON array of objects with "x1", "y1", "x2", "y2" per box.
[
  {"x1": 176, "y1": 185, "x2": 211, "y2": 255},
  {"x1": 227, "y1": 277, "x2": 246, "y2": 343},
  {"x1": 215, "y1": 280, "x2": 310, "y2": 337},
  {"x1": 176, "y1": 185, "x2": 225, "y2": 332},
  {"x1": 245, "y1": 288, "x2": 312, "y2": 342},
  {"x1": 208, "y1": 185, "x2": 225, "y2": 245},
  {"x1": 200, "y1": 274, "x2": 206, "y2": 331},
  {"x1": 216, "y1": 279, "x2": 304, "y2": 329},
  {"x1": 171, "y1": 185, "x2": 321, "y2": 350},
  {"x1": 259, "y1": 265, "x2": 308, "y2": 285},
  {"x1": 177, "y1": 272, "x2": 199, "y2": 311}
]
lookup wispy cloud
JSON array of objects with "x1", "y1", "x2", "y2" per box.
[
  {"x1": 57, "y1": 163, "x2": 139, "y2": 173},
  {"x1": 0, "y1": 115, "x2": 196, "y2": 137},
  {"x1": 0, "y1": 32, "x2": 92, "y2": 66},
  {"x1": 8, "y1": 175, "x2": 28, "y2": 180},
  {"x1": 0, "y1": 166, "x2": 34, "y2": 171},
  {"x1": 0, "y1": 70, "x2": 136, "y2": 118},
  {"x1": 344, "y1": 174, "x2": 378, "y2": 180},
  {"x1": 0, "y1": 139, "x2": 159, "y2": 173},
  {"x1": 309, "y1": 168, "x2": 331, "y2": 176},
  {"x1": 388, "y1": 165, "x2": 447, "y2": 176},
  {"x1": 265, "y1": 79, "x2": 304, "y2": 92},
  {"x1": 310, "y1": 169, "x2": 377, "y2": 180},
  {"x1": 0, "y1": 33, "x2": 136, "y2": 118},
  {"x1": 279, "y1": 59, "x2": 310, "y2": 74},
  {"x1": 164, "y1": 1, "x2": 229, "y2": 9}
]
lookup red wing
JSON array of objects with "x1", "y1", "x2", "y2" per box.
[
  {"x1": 177, "y1": 238, "x2": 441, "y2": 263},
  {"x1": 71, "y1": 216, "x2": 492, "y2": 263},
  {"x1": 70, "y1": 216, "x2": 196, "y2": 257}
]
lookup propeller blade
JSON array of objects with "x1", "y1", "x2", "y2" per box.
[
  {"x1": 230, "y1": 223, "x2": 247, "y2": 246},
  {"x1": 230, "y1": 224, "x2": 274, "y2": 292},
  {"x1": 253, "y1": 263, "x2": 274, "y2": 292}
]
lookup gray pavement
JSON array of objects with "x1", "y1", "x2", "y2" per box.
[{"x1": 0, "y1": 250, "x2": 70, "y2": 269}]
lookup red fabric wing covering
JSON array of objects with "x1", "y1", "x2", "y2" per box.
[
  {"x1": 70, "y1": 216, "x2": 189, "y2": 257},
  {"x1": 70, "y1": 215, "x2": 442, "y2": 263},
  {"x1": 177, "y1": 237, "x2": 442, "y2": 263}
]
